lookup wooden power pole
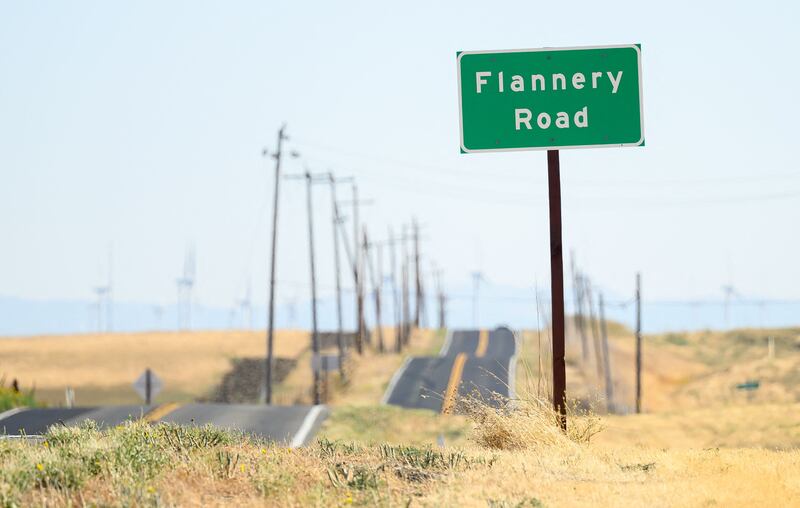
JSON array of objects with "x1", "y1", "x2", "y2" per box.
[
  {"x1": 264, "y1": 124, "x2": 288, "y2": 405},
  {"x1": 388, "y1": 227, "x2": 402, "y2": 353},
  {"x1": 363, "y1": 229, "x2": 385, "y2": 353},
  {"x1": 328, "y1": 174, "x2": 346, "y2": 380},
  {"x1": 599, "y1": 292, "x2": 614, "y2": 412},
  {"x1": 570, "y1": 253, "x2": 589, "y2": 363},
  {"x1": 285, "y1": 170, "x2": 324, "y2": 404},
  {"x1": 413, "y1": 219, "x2": 422, "y2": 328},
  {"x1": 434, "y1": 267, "x2": 446, "y2": 330},
  {"x1": 401, "y1": 225, "x2": 411, "y2": 346},
  {"x1": 635, "y1": 272, "x2": 642, "y2": 413},
  {"x1": 299, "y1": 171, "x2": 322, "y2": 404},
  {"x1": 584, "y1": 278, "x2": 605, "y2": 388}
]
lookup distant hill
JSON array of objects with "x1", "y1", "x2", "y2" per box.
[{"x1": 1, "y1": 288, "x2": 798, "y2": 337}]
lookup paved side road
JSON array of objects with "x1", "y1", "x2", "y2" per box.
[
  {"x1": 383, "y1": 328, "x2": 517, "y2": 413},
  {"x1": 440, "y1": 327, "x2": 516, "y2": 359},
  {"x1": 0, "y1": 404, "x2": 328, "y2": 447}
]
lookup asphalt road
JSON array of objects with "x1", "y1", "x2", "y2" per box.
[
  {"x1": 440, "y1": 327, "x2": 516, "y2": 359},
  {"x1": 0, "y1": 403, "x2": 328, "y2": 446},
  {"x1": 383, "y1": 328, "x2": 517, "y2": 413}
]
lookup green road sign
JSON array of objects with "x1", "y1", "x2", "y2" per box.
[
  {"x1": 457, "y1": 45, "x2": 644, "y2": 153},
  {"x1": 735, "y1": 380, "x2": 760, "y2": 391}
]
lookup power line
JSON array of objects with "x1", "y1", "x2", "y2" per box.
[{"x1": 292, "y1": 137, "x2": 800, "y2": 188}]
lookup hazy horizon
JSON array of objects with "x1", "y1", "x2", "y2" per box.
[{"x1": 3, "y1": 1, "x2": 799, "y2": 335}]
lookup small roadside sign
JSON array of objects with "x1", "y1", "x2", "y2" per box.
[
  {"x1": 311, "y1": 354, "x2": 340, "y2": 373},
  {"x1": 735, "y1": 380, "x2": 760, "y2": 391},
  {"x1": 457, "y1": 45, "x2": 643, "y2": 152},
  {"x1": 133, "y1": 368, "x2": 162, "y2": 404}
]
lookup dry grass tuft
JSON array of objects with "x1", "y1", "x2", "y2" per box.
[
  {"x1": 463, "y1": 355, "x2": 603, "y2": 451},
  {"x1": 463, "y1": 391, "x2": 603, "y2": 451}
]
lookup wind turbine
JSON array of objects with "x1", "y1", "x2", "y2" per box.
[
  {"x1": 152, "y1": 305, "x2": 164, "y2": 329},
  {"x1": 722, "y1": 284, "x2": 740, "y2": 328},
  {"x1": 92, "y1": 246, "x2": 113, "y2": 332},
  {"x1": 238, "y1": 280, "x2": 253, "y2": 330},
  {"x1": 93, "y1": 285, "x2": 108, "y2": 332},
  {"x1": 471, "y1": 271, "x2": 485, "y2": 328},
  {"x1": 176, "y1": 245, "x2": 196, "y2": 331}
]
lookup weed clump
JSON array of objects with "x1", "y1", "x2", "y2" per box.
[
  {"x1": 0, "y1": 378, "x2": 38, "y2": 412},
  {"x1": 462, "y1": 391, "x2": 603, "y2": 450}
]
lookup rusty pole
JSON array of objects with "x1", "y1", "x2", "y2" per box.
[{"x1": 547, "y1": 150, "x2": 567, "y2": 430}]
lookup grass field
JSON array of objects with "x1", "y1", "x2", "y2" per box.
[
  {"x1": 1, "y1": 399, "x2": 798, "y2": 506},
  {"x1": 0, "y1": 330, "x2": 310, "y2": 406},
  {"x1": 2, "y1": 325, "x2": 800, "y2": 506}
]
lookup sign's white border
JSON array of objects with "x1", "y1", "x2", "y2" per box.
[{"x1": 457, "y1": 44, "x2": 645, "y2": 153}]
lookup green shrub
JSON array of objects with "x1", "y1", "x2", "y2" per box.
[{"x1": 0, "y1": 385, "x2": 38, "y2": 412}]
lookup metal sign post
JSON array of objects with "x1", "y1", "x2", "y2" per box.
[
  {"x1": 133, "y1": 368, "x2": 163, "y2": 404},
  {"x1": 456, "y1": 44, "x2": 645, "y2": 431},
  {"x1": 547, "y1": 150, "x2": 567, "y2": 430}
]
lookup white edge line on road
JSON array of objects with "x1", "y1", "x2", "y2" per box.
[
  {"x1": 290, "y1": 405, "x2": 325, "y2": 448},
  {"x1": 381, "y1": 357, "x2": 412, "y2": 405},
  {"x1": 0, "y1": 406, "x2": 28, "y2": 423},
  {"x1": 439, "y1": 329, "x2": 454, "y2": 356}
]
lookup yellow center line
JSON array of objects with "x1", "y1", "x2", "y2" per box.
[
  {"x1": 143, "y1": 402, "x2": 182, "y2": 423},
  {"x1": 475, "y1": 329, "x2": 489, "y2": 357},
  {"x1": 441, "y1": 353, "x2": 467, "y2": 415}
]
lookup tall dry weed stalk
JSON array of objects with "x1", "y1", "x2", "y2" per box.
[
  {"x1": 463, "y1": 391, "x2": 603, "y2": 450},
  {"x1": 462, "y1": 355, "x2": 603, "y2": 451}
]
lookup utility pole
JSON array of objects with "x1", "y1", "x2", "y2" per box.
[
  {"x1": 305, "y1": 171, "x2": 322, "y2": 405},
  {"x1": 570, "y1": 253, "x2": 589, "y2": 363},
  {"x1": 388, "y1": 227, "x2": 402, "y2": 353},
  {"x1": 286, "y1": 170, "x2": 322, "y2": 405},
  {"x1": 363, "y1": 229, "x2": 385, "y2": 352},
  {"x1": 401, "y1": 225, "x2": 411, "y2": 346},
  {"x1": 584, "y1": 278, "x2": 604, "y2": 387},
  {"x1": 599, "y1": 292, "x2": 614, "y2": 413},
  {"x1": 434, "y1": 266, "x2": 446, "y2": 330},
  {"x1": 353, "y1": 184, "x2": 365, "y2": 352},
  {"x1": 635, "y1": 272, "x2": 642, "y2": 414},
  {"x1": 419, "y1": 273, "x2": 429, "y2": 329},
  {"x1": 264, "y1": 124, "x2": 288, "y2": 405},
  {"x1": 376, "y1": 239, "x2": 385, "y2": 352},
  {"x1": 328, "y1": 174, "x2": 347, "y2": 380},
  {"x1": 338, "y1": 184, "x2": 373, "y2": 354},
  {"x1": 413, "y1": 219, "x2": 422, "y2": 328}
]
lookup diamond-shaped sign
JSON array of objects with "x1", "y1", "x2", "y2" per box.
[
  {"x1": 311, "y1": 354, "x2": 340, "y2": 373},
  {"x1": 133, "y1": 369, "x2": 163, "y2": 402}
]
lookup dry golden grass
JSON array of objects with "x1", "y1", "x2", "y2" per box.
[
  {"x1": 598, "y1": 402, "x2": 800, "y2": 450},
  {"x1": 4, "y1": 396, "x2": 799, "y2": 507},
  {"x1": 523, "y1": 321, "x2": 800, "y2": 415},
  {"x1": 3, "y1": 325, "x2": 800, "y2": 506},
  {"x1": 422, "y1": 445, "x2": 800, "y2": 507},
  {"x1": 0, "y1": 325, "x2": 442, "y2": 407},
  {"x1": 0, "y1": 330, "x2": 310, "y2": 405}
]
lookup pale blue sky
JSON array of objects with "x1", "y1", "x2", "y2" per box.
[{"x1": 1, "y1": 1, "x2": 799, "y2": 322}]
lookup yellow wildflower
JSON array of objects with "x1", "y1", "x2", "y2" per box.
[{"x1": 36, "y1": 463, "x2": 44, "y2": 471}]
